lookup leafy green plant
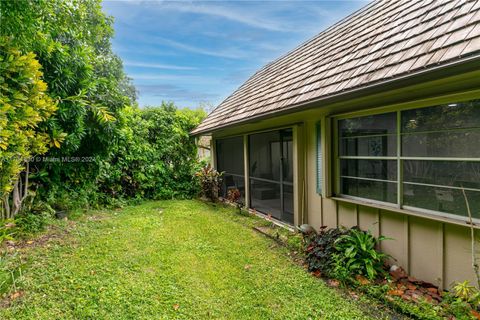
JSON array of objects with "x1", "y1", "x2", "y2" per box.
[
  {"x1": 454, "y1": 280, "x2": 477, "y2": 301},
  {"x1": 304, "y1": 227, "x2": 349, "y2": 276},
  {"x1": 0, "y1": 38, "x2": 57, "y2": 219},
  {"x1": 334, "y1": 228, "x2": 389, "y2": 280},
  {"x1": 0, "y1": 220, "x2": 16, "y2": 243},
  {"x1": 196, "y1": 164, "x2": 223, "y2": 202}
]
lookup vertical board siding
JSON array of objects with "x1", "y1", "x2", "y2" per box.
[
  {"x1": 409, "y1": 217, "x2": 443, "y2": 287},
  {"x1": 322, "y1": 198, "x2": 338, "y2": 228},
  {"x1": 444, "y1": 224, "x2": 477, "y2": 288},
  {"x1": 358, "y1": 205, "x2": 380, "y2": 238},
  {"x1": 378, "y1": 211, "x2": 409, "y2": 271},
  {"x1": 338, "y1": 202, "x2": 357, "y2": 228}
]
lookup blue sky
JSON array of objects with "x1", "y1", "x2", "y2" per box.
[{"x1": 102, "y1": 0, "x2": 368, "y2": 109}]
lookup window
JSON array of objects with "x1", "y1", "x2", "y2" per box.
[
  {"x1": 336, "y1": 100, "x2": 480, "y2": 222},
  {"x1": 316, "y1": 122, "x2": 323, "y2": 195}
]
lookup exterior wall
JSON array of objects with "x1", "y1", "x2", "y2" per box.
[
  {"x1": 304, "y1": 118, "x2": 478, "y2": 290},
  {"x1": 209, "y1": 71, "x2": 480, "y2": 289}
]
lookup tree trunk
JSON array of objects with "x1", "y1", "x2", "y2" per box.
[{"x1": 2, "y1": 161, "x2": 30, "y2": 219}]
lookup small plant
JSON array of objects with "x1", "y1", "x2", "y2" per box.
[
  {"x1": 331, "y1": 253, "x2": 352, "y2": 284},
  {"x1": 195, "y1": 164, "x2": 223, "y2": 202},
  {"x1": 0, "y1": 219, "x2": 16, "y2": 243},
  {"x1": 304, "y1": 227, "x2": 349, "y2": 276},
  {"x1": 226, "y1": 188, "x2": 242, "y2": 212},
  {"x1": 454, "y1": 280, "x2": 477, "y2": 301},
  {"x1": 334, "y1": 228, "x2": 389, "y2": 280}
]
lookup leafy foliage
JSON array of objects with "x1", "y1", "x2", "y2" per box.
[
  {"x1": 305, "y1": 227, "x2": 389, "y2": 281},
  {"x1": 0, "y1": 39, "x2": 57, "y2": 207},
  {"x1": 196, "y1": 164, "x2": 223, "y2": 202},
  {"x1": 334, "y1": 228, "x2": 389, "y2": 280},
  {"x1": 305, "y1": 227, "x2": 349, "y2": 276},
  {"x1": 99, "y1": 104, "x2": 205, "y2": 201},
  {"x1": 0, "y1": 0, "x2": 205, "y2": 221}
]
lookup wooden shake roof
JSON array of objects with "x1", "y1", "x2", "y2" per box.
[{"x1": 192, "y1": 0, "x2": 480, "y2": 135}]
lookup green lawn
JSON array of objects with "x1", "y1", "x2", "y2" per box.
[{"x1": 0, "y1": 200, "x2": 386, "y2": 319}]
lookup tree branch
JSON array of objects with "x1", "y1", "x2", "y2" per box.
[{"x1": 462, "y1": 188, "x2": 480, "y2": 288}]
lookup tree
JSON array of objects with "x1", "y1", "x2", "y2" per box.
[
  {"x1": 0, "y1": 0, "x2": 136, "y2": 209},
  {"x1": 0, "y1": 39, "x2": 57, "y2": 218}
]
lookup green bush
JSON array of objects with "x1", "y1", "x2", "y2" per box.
[
  {"x1": 98, "y1": 104, "x2": 205, "y2": 202},
  {"x1": 334, "y1": 228, "x2": 389, "y2": 280},
  {"x1": 305, "y1": 227, "x2": 389, "y2": 281},
  {"x1": 304, "y1": 227, "x2": 349, "y2": 276}
]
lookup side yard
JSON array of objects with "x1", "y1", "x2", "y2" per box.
[{"x1": 0, "y1": 200, "x2": 395, "y2": 319}]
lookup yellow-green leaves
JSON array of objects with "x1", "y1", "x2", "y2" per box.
[{"x1": 0, "y1": 39, "x2": 58, "y2": 196}]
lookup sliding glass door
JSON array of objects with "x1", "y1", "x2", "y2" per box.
[
  {"x1": 249, "y1": 129, "x2": 293, "y2": 224},
  {"x1": 216, "y1": 136, "x2": 245, "y2": 201}
]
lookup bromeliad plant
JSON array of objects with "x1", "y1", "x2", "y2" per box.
[{"x1": 334, "y1": 228, "x2": 390, "y2": 280}]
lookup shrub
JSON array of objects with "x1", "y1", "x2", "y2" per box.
[
  {"x1": 196, "y1": 164, "x2": 223, "y2": 202},
  {"x1": 305, "y1": 226, "x2": 389, "y2": 281},
  {"x1": 98, "y1": 104, "x2": 204, "y2": 202},
  {"x1": 0, "y1": 38, "x2": 58, "y2": 218},
  {"x1": 334, "y1": 228, "x2": 389, "y2": 280},
  {"x1": 305, "y1": 227, "x2": 349, "y2": 276}
]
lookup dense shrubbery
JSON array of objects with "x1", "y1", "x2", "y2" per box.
[
  {"x1": 0, "y1": 40, "x2": 58, "y2": 219},
  {"x1": 0, "y1": 0, "x2": 205, "y2": 235},
  {"x1": 99, "y1": 104, "x2": 205, "y2": 201}
]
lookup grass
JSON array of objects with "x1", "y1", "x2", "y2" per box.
[{"x1": 0, "y1": 200, "x2": 390, "y2": 319}]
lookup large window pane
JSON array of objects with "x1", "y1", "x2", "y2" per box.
[
  {"x1": 341, "y1": 135, "x2": 396, "y2": 157},
  {"x1": 340, "y1": 112, "x2": 397, "y2": 137},
  {"x1": 340, "y1": 178, "x2": 397, "y2": 203},
  {"x1": 216, "y1": 137, "x2": 244, "y2": 175},
  {"x1": 282, "y1": 131, "x2": 293, "y2": 183},
  {"x1": 250, "y1": 180, "x2": 281, "y2": 220},
  {"x1": 341, "y1": 159, "x2": 397, "y2": 181},
  {"x1": 249, "y1": 131, "x2": 281, "y2": 180},
  {"x1": 402, "y1": 131, "x2": 480, "y2": 158},
  {"x1": 249, "y1": 129, "x2": 293, "y2": 224},
  {"x1": 337, "y1": 99, "x2": 480, "y2": 221},
  {"x1": 404, "y1": 160, "x2": 480, "y2": 189},
  {"x1": 403, "y1": 184, "x2": 480, "y2": 219},
  {"x1": 339, "y1": 112, "x2": 397, "y2": 157},
  {"x1": 401, "y1": 100, "x2": 480, "y2": 133}
]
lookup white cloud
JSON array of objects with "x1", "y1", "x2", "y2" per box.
[
  {"x1": 162, "y1": 2, "x2": 290, "y2": 32},
  {"x1": 150, "y1": 36, "x2": 249, "y2": 59},
  {"x1": 124, "y1": 60, "x2": 197, "y2": 70}
]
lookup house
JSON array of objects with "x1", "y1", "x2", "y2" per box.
[{"x1": 191, "y1": 0, "x2": 480, "y2": 289}]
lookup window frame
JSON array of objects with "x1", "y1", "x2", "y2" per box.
[{"x1": 333, "y1": 98, "x2": 480, "y2": 224}]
